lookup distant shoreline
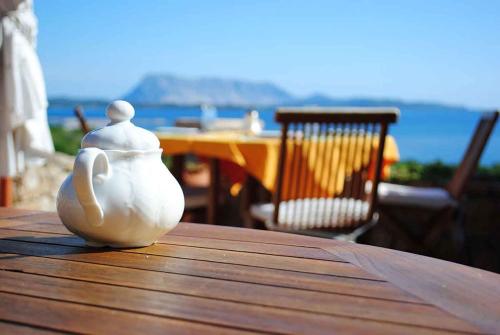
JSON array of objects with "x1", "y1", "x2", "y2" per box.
[{"x1": 48, "y1": 98, "x2": 483, "y2": 113}]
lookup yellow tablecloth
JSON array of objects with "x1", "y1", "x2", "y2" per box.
[{"x1": 158, "y1": 132, "x2": 399, "y2": 197}]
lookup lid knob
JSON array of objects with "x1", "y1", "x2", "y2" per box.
[{"x1": 106, "y1": 100, "x2": 135, "y2": 123}]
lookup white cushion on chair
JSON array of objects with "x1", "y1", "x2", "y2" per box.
[
  {"x1": 377, "y1": 182, "x2": 457, "y2": 209},
  {"x1": 250, "y1": 198, "x2": 370, "y2": 230}
]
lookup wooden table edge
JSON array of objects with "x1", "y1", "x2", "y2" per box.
[
  {"x1": 2, "y1": 208, "x2": 500, "y2": 334},
  {"x1": 321, "y1": 243, "x2": 500, "y2": 334}
]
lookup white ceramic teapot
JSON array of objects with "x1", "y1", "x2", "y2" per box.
[{"x1": 57, "y1": 100, "x2": 184, "y2": 247}]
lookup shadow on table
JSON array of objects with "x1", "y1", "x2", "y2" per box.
[{"x1": 0, "y1": 234, "x2": 121, "y2": 260}]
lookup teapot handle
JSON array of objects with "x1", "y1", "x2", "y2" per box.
[{"x1": 73, "y1": 148, "x2": 111, "y2": 227}]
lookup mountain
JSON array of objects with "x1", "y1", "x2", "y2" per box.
[
  {"x1": 120, "y1": 73, "x2": 478, "y2": 112},
  {"x1": 52, "y1": 73, "x2": 478, "y2": 112},
  {"x1": 123, "y1": 74, "x2": 293, "y2": 106}
]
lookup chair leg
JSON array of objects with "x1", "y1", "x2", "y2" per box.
[
  {"x1": 207, "y1": 159, "x2": 220, "y2": 225},
  {"x1": 378, "y1": 207, "x2": 425, "y2": 252},
  {"x1": 461, "y1": 205, "x2": 473, "y2": 265},
  {"x1": 423, "y1": 207, "x2": 455, "y2": 251},
  {"x1": 451, "y1": 203, "x2": 468, "y2": 263},
  {"x1": 335, "y1": 216, "x2": 379, "y2": 243},
  {"x1": 377, "y1": 204, "x2": 467, "y2": 260},
  {"x1": 171, "y1": 155, "x2": 185, "y2": 186}
]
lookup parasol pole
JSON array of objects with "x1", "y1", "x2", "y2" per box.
[{"x1": 0, "y1": 177, "x2": 13, "y2": 206}]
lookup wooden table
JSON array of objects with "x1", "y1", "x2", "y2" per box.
[{"x1": 1, "y1": 208, "x2": 499, "y2": 334}]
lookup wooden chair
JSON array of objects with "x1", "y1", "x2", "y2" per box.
[
  {"x1": 250, "y1": 107, "x2": 399, "y2": 240},
  {"x1": 74, "y1": 105, "x2": 90, "y2": 134},
  {"x1": 377, "y1": 111, "x2": 499, "y2": 257}
]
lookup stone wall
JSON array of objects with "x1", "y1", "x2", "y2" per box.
[{"x1": 13, "y1": 153, "x2": 74, "y2": 211}]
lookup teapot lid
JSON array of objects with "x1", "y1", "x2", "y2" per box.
[{"x1": 81, "y1": 100, "x2": 160, "y2": 150}]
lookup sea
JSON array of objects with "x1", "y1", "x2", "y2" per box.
[{"x1": 47, "y1": 105, "x2": 499, "y2": 165}]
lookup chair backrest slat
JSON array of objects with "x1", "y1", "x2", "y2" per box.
[
  {"x1": 273, "y1": 107, "x2": 398, "y2": 230},
  {"x1": 447, "y1": 111, "x2": 499, "y2": 200},
  {"x1": 369, "y1": 122, "x2": 389, "y2": 219},
  {"x1": 272, "y1": 122, "x2": 289, "y2": 224}
]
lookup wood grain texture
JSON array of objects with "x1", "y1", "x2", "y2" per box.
[
  {"x1": 0, "y1": 229, "x2": 370, "y2": 278},
  {"x1": 0, "y1": 321, "x2": 60, "y2": 334},
  {"x1": 0, "y1": 292, "x2": 256, "y2": 335},
  {"x1": 1, "y1": 208, "x2": 497, "y2": 334},
  {"x1": 0, "y1": 240, "x2": 476, "y2": 330},
  {"x1": 0, "y1": 270, "x2": 475, "y2": 334},
  {"x1": 324, "y1": 243, "x2": 500, "y2": 334},
  {"x1": 0, "y1": 208, "x2": 44, "y2": 219},
  {"x1": 0, "y1": 237, "x2": 385, "y2": 296},
  {"x1": 0, "y1": 252, "x2": 419, "y2": 304},
  {"x1": 0, "y1": 211, "x2": 335, "y2": 248},
  {"x1": 1, "y1": 220, "x2": 339, "y2": 260},
  {"x1": 171, "y1": 221, "x2": 336, "y2": 247}
]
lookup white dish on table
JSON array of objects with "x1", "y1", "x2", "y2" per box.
[
  {"x1": 155, "y1": 126, "x2": 200, "y2": 135},
  {"x1": 257, "y1": 130, "x2": 281, "y2": 138}
]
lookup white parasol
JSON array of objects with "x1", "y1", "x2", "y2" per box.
[{"x1": 0, "y1": 0, "x2": 54, "y2": 205}]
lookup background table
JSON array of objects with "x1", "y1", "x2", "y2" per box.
[
  {"x1": 158, "y1": 132, "x2": 399, "y2": 224},
  {"x1": 0, "y1": 208, "x2": 499, "y2": 334},
  {"x1": 158, "y1": 132, "x2": 399, "y2": 192}
]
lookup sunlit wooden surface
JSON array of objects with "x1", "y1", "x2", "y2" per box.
[{"x1": 0, "y1": 208, "x2": 499, "y2": 334}]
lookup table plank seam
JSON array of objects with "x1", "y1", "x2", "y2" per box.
[
  {"x1": 1, "y1": 250, "x2": 400, "y2": 300},
  {"x1": 1, "y1": 215, "x2": 358, "y2": 254},
  {"x1": 0, "y1": 213, "x2": 334, "y2": 249},
  {"x1": 168, "y1": 231, "x2": 333, "y2": 249},
  {"x1": 0, "y1": 236, "x2": 383, "y2": 282},
  {"x1": 0, "y1": 271, "x2": 480, "y2": 335},
  {"x1": 0, "y1": 213, "x2": 46, "y2": 220},
  {"x1": 0, "y1": 226, "x2": 347, "y2": 263},
  {"x1": 143, "y1": 240, "x2": 342, "y2": 262},
  {"x1": 0, "y1": 225, "x2": 428, "y2": 304},
  {"x1": 0, "y1": 266, "x2": 436, "y2": 315},
  {"x1": 0, "y1": 252, "x2": 425, "y2": 305},
  {"x1": 0, "y1": 219, "x2": 332, "y2": 250},
  {"x1": 0, "y1": 318, "x2": 73, "y2": 334},
  {"x1": 0, "y1": 290, "x2": 273, "y2": 335}
]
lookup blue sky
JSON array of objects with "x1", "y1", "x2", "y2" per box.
[{"x1": 35, "y1": 0, "x2": 500, "y2": 108}]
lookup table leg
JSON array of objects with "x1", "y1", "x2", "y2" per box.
[
  {"x1": 207, "y1": 158, "x2": 220, "y2": 225},
  {"x1": 0, "y1": 177, "x2": 13, "y2": 207},
  {"x1": 171, "y1": 155, "x2": 185, "y2": 186},
  {"x1": 241, "y1": 174, "x2": 258, "y2": 228}
]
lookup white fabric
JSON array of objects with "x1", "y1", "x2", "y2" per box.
[
  {"x1": 0, "y1": 0, "x2": 54, "y2": 177},
  {"x1": 377, "y1": 182, "x2": 457, "y2": 209},
  {"x1": 250, "y1": 198, "x2": 370, "y2": 231}
]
